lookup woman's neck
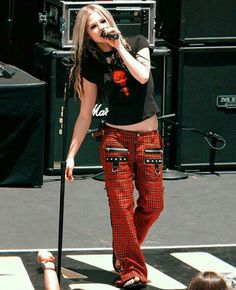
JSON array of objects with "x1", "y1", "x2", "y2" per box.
[{"x1": 97, "y1": 42, "x2": 113, "y2": 52}]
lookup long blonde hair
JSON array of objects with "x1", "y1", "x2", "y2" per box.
[{"x1": 70, "y1": 4, "x2": 129, "y2": 98}]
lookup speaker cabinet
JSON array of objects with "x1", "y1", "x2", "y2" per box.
[
  {"x1": 172, "y1": 46, "x2": 236, "y2": 170},
  {"x1": 159, "y1": 0, "x2": 236, "y2": 45},
  {"x1": 33, "y1": 43, "x2": 173, "y2": 173},
  {"x1": 33, "y1": 43, "x2": 108, "y2": 174},
  {"x1": 0, "y1": 65, "x2": 45, "y2": 186}
]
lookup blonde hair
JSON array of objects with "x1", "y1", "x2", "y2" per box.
[
  {"x1": 188, "y1": 272, "x2": 229, "y2": 290},
  {"x1": 70, "y1": 4, "x2": 129, "y2": 98}
]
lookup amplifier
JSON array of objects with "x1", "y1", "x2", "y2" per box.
[
  {"x1": 173, "y1": 45, "x2": 236, "y2": 170},
  {"x1": 40, "y1": 0, "x2": 156, "y2": 48}
]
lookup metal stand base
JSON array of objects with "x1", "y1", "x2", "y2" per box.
[
  {"x1": 163, "y1": 168, "x2": 188, "y2": 180},
  {"x1": 93, "y1": 171, "x2": 105, "y2": 181}
]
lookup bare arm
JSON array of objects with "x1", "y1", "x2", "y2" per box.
[
  {"x1": 43, "y1": 267, "x2": 60, "y2": 290},
  {"x1": 65, "y1": 78, "x2": 97, "y2": 180},
  {"x1": 37, "y1": 251, "x2": 60, "y2": 290},
  {"x1": 103, "y1": 29, "x2": 151, "y2": 84},
  {"x1": 116, "y1": 45, "x2": 151, "y2": 84}
]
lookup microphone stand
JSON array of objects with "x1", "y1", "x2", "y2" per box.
[
  {"x1": 160, "y1": 118, "x2": 226, "y2": 177},
  {"x1": 158, "y1": 114, "x2": 188, "y2": 180},
  {"x1": 57, "y1": 57, "x2": 72, "y2": 283}
]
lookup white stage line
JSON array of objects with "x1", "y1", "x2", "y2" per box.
[
  {"x1": 68, "y1": 254, "x2": 186, "y2": 289},
  {"x1": 171, "y1": 252, "x2": 236, "y2": 274},
  {"x1": 0, "y1": 244, "x2": 235, "y2": 253},
  {"x1": 69, "y1": 283, "x2": 117, "y2": 290},
  {"x1": 146, "y1": 264, "x2": 186, "y2": 289},
  {"x1": 0, "y1": 256, "x2": 34, "y2": 290},
  {"x1": 67, "y1": 254, "x2": 117, "y2": 273}
]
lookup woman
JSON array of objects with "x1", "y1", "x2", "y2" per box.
[{"x1": 65, "y1": 4, "x2": 164, "y2": 289}]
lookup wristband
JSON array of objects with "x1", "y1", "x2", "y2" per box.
[{"x1": 41, "y1": 261, "x2": 56, "y2": 271}]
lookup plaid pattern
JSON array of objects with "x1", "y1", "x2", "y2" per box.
[{"x1": 100, "y1": 127, "x2": 164, "y2": 284}]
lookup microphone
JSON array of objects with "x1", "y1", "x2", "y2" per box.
[{"x1": 100, "y1": 30, "x2": 119, "y2": 40}]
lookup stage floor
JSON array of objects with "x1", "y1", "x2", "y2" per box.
[
  {"x1": 0, "y1": 246, "x2": 236, "y2": 290},
  {"x1": 0, "y1": 171, "x2": 235, "y2": 289}
]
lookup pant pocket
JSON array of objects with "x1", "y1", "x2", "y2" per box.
[
  {"x1": 144, "y1": 148, "x2": 163, "y2": 177},
  {"x1": 103, "y1": 146, "x2": 130, "y2": 178}
]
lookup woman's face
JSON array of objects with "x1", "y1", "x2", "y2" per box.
[{"x1": 86, "y1": 11, "x2": 110, "y2": 43}]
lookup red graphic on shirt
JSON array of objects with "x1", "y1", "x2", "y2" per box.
[{"x1": 112, "y1": 70, "x2": 130, "y2": 96}]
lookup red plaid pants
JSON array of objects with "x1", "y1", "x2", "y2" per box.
[{"x1": 100, "y1": 126, "x2": 164, "y2": 284}]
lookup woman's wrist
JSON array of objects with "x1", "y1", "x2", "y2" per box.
[
  {"x1": 67, "y1": 156, "x2": 74, "y2": 160},
  {"x1": 116, "y1": 43, "x2": 126, "y2": 54},
  {"x1": 42, "y1": 261, "x2": 56, "y2": 271}
]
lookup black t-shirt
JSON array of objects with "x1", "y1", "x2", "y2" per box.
[{"x1": 81, "y1": 35, "x2": 160, "y2": 125}]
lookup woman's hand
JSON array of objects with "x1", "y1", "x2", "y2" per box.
[
  {"x1": 65, "y1": 157, "x2": 75, "y2": 181},
  {"x1": 37, "y1": 251, "x2": 55, "y2": 264},
  {"x1": 101, "y1": 27, "x2": 121, "y2": 48}
]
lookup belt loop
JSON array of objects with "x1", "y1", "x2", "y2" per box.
[
  {"x1": 155, "y1": 163, "x2": 160, "y2": 174},
  {"x1": 155, "y1": 159, "x2": 162, "y2": 175},
  {"x1": 112, "y1": 159, "x2": 119, "y2": 172}
]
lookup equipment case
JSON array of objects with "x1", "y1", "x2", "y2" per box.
[{"x1": 40, "y1": 0, "x2": 156, "y2": 48}]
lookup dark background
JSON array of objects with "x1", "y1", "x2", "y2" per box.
[{"x1": 0, "y1": 0, "x2": 44, "y2": 73}]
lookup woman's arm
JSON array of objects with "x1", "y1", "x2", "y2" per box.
[
  {"x1": 37, "y1": 251, "x2": 60, "y2": 290},
  {"x1": 103, "y1": 29, "x2": 151, "y2": 84},
  {"x1": 116, "y1": 45, "x2": 151, "y2": 84},
  {"x1": 65, "y1": 78, "x2": 97, "y2": 181}
]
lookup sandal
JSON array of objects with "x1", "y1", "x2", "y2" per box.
[
  {"x1": 121, "y1": 277, "x2": 147, "y2": 289},
  {"x1": 112, "y1": 252, "x2": 121, "y2": 273}
]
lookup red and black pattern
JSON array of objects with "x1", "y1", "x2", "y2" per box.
[
  {"x1": 100, "y1": 127, "x2": 164, "y2": 285},
  {"x1": 112, "y1": 69, "x2": 130, "y2": 97}
]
